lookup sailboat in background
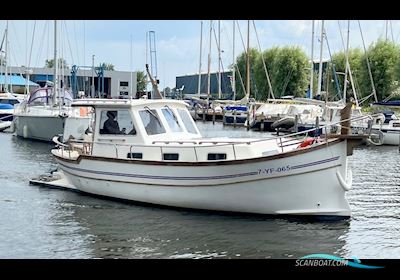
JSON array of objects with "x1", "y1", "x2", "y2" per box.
[
  {"x1": 13, "y1": 20, "x2": 90, "y2": 142},
  {"x1": 0, "y1": 21, "x2": 22, "y2": 131}
]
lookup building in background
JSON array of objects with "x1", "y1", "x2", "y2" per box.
[
  {"x1": 176, "y1": 71, "x2": 233, "y2": 99},
  {"x1": 6, "y1": 66, "x2": 137, "y2": 99}
]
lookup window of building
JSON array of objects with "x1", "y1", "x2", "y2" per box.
[{"x1": 99, "y1": 110, "x2": 136, "y2": 135}]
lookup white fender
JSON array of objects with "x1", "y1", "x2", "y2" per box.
[
  {"x1": 23, "y1": 125, "x2": 28, "y2": 138},
  {"x1": 336, "y1": 169, "x2": 352, "y2": 191}
]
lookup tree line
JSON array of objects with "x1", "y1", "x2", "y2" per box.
[{"x1": 234, "y1": 39, "x2": 400, "y2": 103}]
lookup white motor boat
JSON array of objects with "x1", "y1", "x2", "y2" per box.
[{"x1": 51, "y1": 98, "x2": 370, "y2": 218}]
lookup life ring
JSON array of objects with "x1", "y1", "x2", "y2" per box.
[{"x1": 297, "y1": 137, "x2": 315, "y2": 148}]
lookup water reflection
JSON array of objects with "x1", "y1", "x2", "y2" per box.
[{"x1": 68, "y1": 198, "x2": 350, "y2": 259}]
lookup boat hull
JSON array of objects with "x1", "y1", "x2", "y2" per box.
[
  {"x1": 53, "y1": 140, "x2": 351, "y2": 217},
  {"x1": 14, "y1": 115, "x2": 65, "y2": 142}
]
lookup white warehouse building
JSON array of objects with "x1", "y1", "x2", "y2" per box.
[{"x1": 5, "y1": 66, "x2": 137, "y2": 99}]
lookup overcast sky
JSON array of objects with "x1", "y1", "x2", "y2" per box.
[{"x1": 1, "y1": 20, "x2": 398, "y2": 89}]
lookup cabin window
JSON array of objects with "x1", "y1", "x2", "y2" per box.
[
  {"x1": 127, "y1": 152, "x2": 143, "y2": 159},
  {"x1": 99, "y1": 110, "x2": 136, "y2": 135},
  {"x1": 163, "y1": 153, "x2": 179, "y2": 160},
  {"x1": 139, "y1": 109, "x2": 166, "y2": 135},
  {"x1": 162, "y1": 107, "x2": 183, "y2": 132},
  {"x1": 178, "y1": 109, "x2": 197, "y2": 134},
  {"x1": 208, "y1": 153, "x2": 227, "y2": 160}
]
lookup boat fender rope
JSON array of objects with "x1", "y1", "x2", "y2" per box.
[{"x1": 336, "y1": 169, "x2": 352, "y2": 191}]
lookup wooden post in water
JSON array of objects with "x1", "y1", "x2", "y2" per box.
[
  {"x1": 340, "y1": 100, "x2": 352, "y2": 135},
  {"x1": 260, "y1": 112, "x2": 265, "y2": 131},
  {"x1": 212, "y1": 108, "x2": 216, "y2": 125},
  {"x1": 315, "y1": 116, "x2": 320, "y2": 137},
  {"x1": 202, "y1": 107, "x2": 206, "y2": 122}
]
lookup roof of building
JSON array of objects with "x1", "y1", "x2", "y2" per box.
[{"x1": 0, "y1": 74, "x2": 39, "y2": 86}]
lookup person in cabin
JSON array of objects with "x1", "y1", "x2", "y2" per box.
[{"x1": 103, "y1": 111, "x2": 126, "y2": 134}]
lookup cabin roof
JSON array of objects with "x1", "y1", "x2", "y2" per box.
[{"x1": 71, "y1": 98, "x2": 189, "y2": 108}]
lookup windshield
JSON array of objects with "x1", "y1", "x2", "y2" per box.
[
  {"x1": 139, "y1": 109, "x2": 166, "y2": 135},
  {"x1": 178, "y1": 109, "x2": 197, "y2": 134},
  {"x1": 162, "y1": 107, "x2": 183, "y2": 132}
]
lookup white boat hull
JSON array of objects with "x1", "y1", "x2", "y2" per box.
[
  {"x1": 53, "y1": 140, "x2": 351, "y2": 217},
  {"x1": 14, "y1": 114, "x2": 66, "y2": 142},
  {"x1": 381, "y1": 130, "x2": 400, "y2": 145}
]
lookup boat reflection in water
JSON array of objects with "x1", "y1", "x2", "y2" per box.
[{"x1": 66, "y1": 197, "x2": 350, "y2": 258}]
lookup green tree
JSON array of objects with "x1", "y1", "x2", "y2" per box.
[
  {"x1": 99, "y1": 62, "x2": 115, "y2": 71},
  {"x1": 252, "y1": 46, "x2": 308, "y2": 100},
  {"x1": 136, "y1": 71, "x2": 147, "y2": 92},
  {"x1": 358, "y1": 39, "x2": 400, "y2": 101},
  {"x1": 329, "y1": 48, "x2": 363, "y2": 100},
  {"x1": 234, "y1": 48, "x2": 260, "y2": 100},
  {"x1": 272, "y1": 46, "x2": 309, "y2": 98},
  {"x1": 45, "y1": 58, "x2": 68, "y2": 68},
  {"x1": 253, "y1": 47, "x2": 279, "y2": 101}
]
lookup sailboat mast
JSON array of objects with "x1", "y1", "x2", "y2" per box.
[
  {"x1": 130, "y1": 34, "x2": 133, "y2": 99},
  {"x1": 197, "y1": 21, "x2": 203, "y2": 95},
  {"x1": 310, "y1": 20, "x2": 315, "y2": 99},
  {"x1": 54, "y1": 20, "x2": 59, "y2": 107},
  {"x1": 218, "y1": 20, "x2": 221, "y2": 99},
  {"x1": 232, "y1": 20, "x2": 236, "y2": 101},
  {"x1": 4, "y1": 21, "x2": 8, "y2": 93},
  {"x1": 246, "y1": 20, "x2": 250, "y2": 99},
  {"x1": 317, "y1": 20, "x2": 324, "y2": 98},
  {"x1": 343, "y1": 20, "x2": 350, "y2": 103},
  {"x1": 207, "y1": 20, "x2": 212, "y2": 107}
]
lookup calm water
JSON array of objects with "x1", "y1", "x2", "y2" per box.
[{"x1": 1, "y1": 122, "x2": 400, "y2": 259}]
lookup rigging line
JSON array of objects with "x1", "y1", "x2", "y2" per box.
[
  {"x1": 234, "y1": 21, "x2": 251, "y2": 97},
  {"x1": 212, "y1": 27, "x2": 223, "y2": 95},
  {"x1": 25, "y1": 21, "x2": 28, "y2": 67},
  {"x1": 337, "y1": 20, "x2": 358, "y2": 103},
  {"x1": 236, "y1": 21, "x2": 247, "y2": 55},
  {"x1": 280, "y1": 66, "x2": 293, "y2": 97},
  {"x1": 28, "y1": 20, "x2": 36, "y2": 68},
  {"x1": 63, "y1": 21, "x2": 75, "y2": 65},
  {"x1": 9, "y1": 22, "x2": 24, "y2": 66},
  {"x1": 323, "y1": 29, "x2": 342, "y2": 99},
  {"x1": 358, "y1": 20, "x2": 378, "y2": 103},
  {"x1": 46, "y1": 20, "x2": 50, "y2": 81},
  {"x1": 219, "y1": 21, "x2": 246, "y2": 97},
  {"x1": 0, "y1": 30, "x2": 5, "y2": 51},
  {"x1": 35, "y1": 21, "x2": 48, "y2": 67},
  {"x1": 390, "y1": 20, "x2": 395, "y2": 43},
  {"x1": 252, "y1": 20, "x2": 275, "y2": 100},
  {"x1": 73, "y1": 20, "x2": 80, "y2": 65},
  {"x1": 83, "y1": 20, "x2": 85, "y2": 69}
]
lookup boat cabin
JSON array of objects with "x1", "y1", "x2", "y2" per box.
[{"x1": 67, "y1": 98, "x2": 288, "y2": 162}]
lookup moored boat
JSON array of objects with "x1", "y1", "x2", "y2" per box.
[{"x1": 51, "y1": 98, "x2": 371, "y2": 218}]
